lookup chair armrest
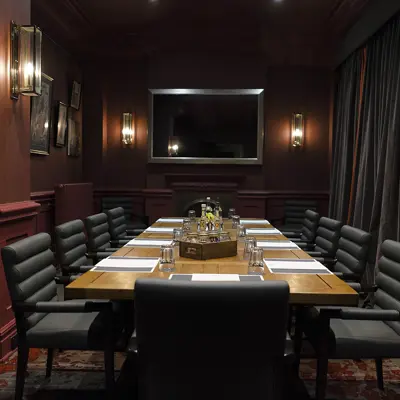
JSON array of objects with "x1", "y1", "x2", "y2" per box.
[
  {"x1": 320, "y1": 306, "x2": 400, "y2": 321},
  {"x1": 54, "y1": 276, "x2": 79, "y2": 285},
  {"x1": 62, "y1": 265, "x2": 92, "y2": 274},
  {"x1": 105, "y1": 247, "x2": 120, "y2": 252},
  {"x1": 339, "y1": 308, "x2": 400, "y2": 321},
  {"x1": 16, "y1": 300, "x2": 112, "y2": 313},
  {"x1": 110, "y1": 240, "x2": 130, "y2": 247},
  {"x1": 281, "y1": 231, "x2": 301, "y2": 239},
  {"x1": 307, "y1": 250, "x2": 322, "y2": 257},
  {"x1": 86, "y1": 252, "x2": 114, "y2": 261},
  {"x1": 333, "y1": 271, "x2": 360, "y2": 281},
  {"x1": 126, "y1": 229, "x2": 145, "y2": 236}
]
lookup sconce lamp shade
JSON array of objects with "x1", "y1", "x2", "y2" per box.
[
  {"x1": 122, "y1": 113, "x2": 134, "y2": 145},
  {"x1": 168, "y1": 136, "x2": 180, "y2": 157},
  {"x1": 291, "y1": 113, "x2": 304, "y2": 148},
  {"x1": 11, "y1": 22, "x2": 42, "y2": 98}
]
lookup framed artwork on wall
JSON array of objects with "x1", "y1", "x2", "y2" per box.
[
  {"x1": 55, "y1": 102, "x2": 68, "y2": 147},
  {"x1": 67, "y1": 118, "x2": 81, "y2": 157},
  {"x1": 70, "y1": 80, "x2": 81, "y2": 110},
  {"x1": 30, "y1": 73, "x2": 53, "y2": 155}
]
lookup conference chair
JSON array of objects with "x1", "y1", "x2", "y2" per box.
[
  {"x1": 102, "y1": 196, "x2": 148, "y2": 231},
  {"x1": 55, "y1": 219, "x2": 113, "y2": 275},
  {"x1": 1, "y1": 233, "x2": 125, "y2": 399},
  {"x1": 106, "y1": 207, "x2": 144, "y2": 246},
  {"x1": 135, "y1": 279, "x2": 291, "y2": 400},
  {"x1": 85, "y1": 213, "x2": 123, "y2": 261},
  {"x1": 329, "y1": 225, "x2": 372, "y2": 283},
  {"x1": 304, "y1": 217, "x2": 343, "y2": 266},
  {"x1": 281, "y1": 209, "x2": 320, "y2": 246},
  {"x1": 270, "y1": 200, "x2": 318, "y2": 232},
  {"x1": 301, "y1": 239, "x2": 400, "y2": 397}
]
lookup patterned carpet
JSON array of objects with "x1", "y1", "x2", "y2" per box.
[{"x1": 0, "y1": 350, "x2": 399, "y2": 399}]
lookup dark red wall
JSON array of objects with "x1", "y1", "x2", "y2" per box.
[
  {"x1": 0, "y1": 0, "x2": 31, "y2": 203},
  {"x1": 83, "y1": 53, "x2": 332, "y2": 191},
  {"x1": 30, "y1": 34, "x2": 83, "y2": 191}
]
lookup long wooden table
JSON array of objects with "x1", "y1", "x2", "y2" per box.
[{"x1": 65, "y1": 218, "x2": 358, "y2": 307}]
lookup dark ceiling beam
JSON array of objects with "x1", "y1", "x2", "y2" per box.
[{"x1": 335, "y1": 0, "x2": 400, "y2": 66}]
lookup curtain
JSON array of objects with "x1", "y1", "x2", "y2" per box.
[
  {"x1": 329, "y1": 49, "x2": 365, "y2": 222},
  {"x1": 330, "y1": 15, "x2": 400, "y2": 283}
]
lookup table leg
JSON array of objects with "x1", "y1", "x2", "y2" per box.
[
  {"x1": 315, "y1": 315, "x2": 330, "y2": 400},
  {"x1": 293, "y1": 306, "x2": 303, "y2": 375}
]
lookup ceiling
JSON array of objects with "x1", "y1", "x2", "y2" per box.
[{"x1": 32, "y1": 0, "x2": 371, "y2": 65}]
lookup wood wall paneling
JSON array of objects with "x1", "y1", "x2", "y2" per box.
[
  {"x1": 31, "y1": 191, "x2": 55, "y2": 236},
  {"x1": 0, "y1": 0, "x2": 31, "y2": 203},
  {"x1": 0, "y1": 201, "x2": 40, "y2": 360}
]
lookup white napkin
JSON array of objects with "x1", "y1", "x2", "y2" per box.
[
  {"x1": 246, "y1": 228, "x2": 281, "y2": 235},
  {"x1": 240, "y1": 219, "x2": 270, "y2": 225},
  {"x1": 125, "y1": 239, "x2": 173, "y2": 247},
  {"x1": 145, "y1": 227, "x2": 175, "y2": 233},
  {"x1": 156, "y1": 218, "x2": 184, "y2": 223},
  {"x1": 257, "y1": 241, "x2": 299, "y2": 249}
]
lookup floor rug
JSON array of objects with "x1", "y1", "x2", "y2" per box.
[{"x1": 1, "y1": 350, "x2": 400, "y2": 399}]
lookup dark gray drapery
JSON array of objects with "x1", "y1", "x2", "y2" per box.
[
  {"x1": 330, "y1": 15, "x2": 400, "y2": 283},
  {"x1": 329, "y1": 49, "x2": 364, "y2": 222}
]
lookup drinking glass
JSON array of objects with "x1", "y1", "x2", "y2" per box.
[
  {"x1": 237, "y1": 224, "x2": 246, "y2": 241},
  {"x1": 188, "y1": 209, "x2": 196, "y2": 221},
  {"x1": 173, "y1": 228, "x2": 183, "y2": 245},
  {"x1": 159, "y1": 245, "x2": 176, "y2": 272},
  {"x1": 182, "y1": 218, "x2": 192, "y2": 233},
  {"x1": 248, "y1": 247, "x2": 264, "y2": 275},
  {"x1": 220, "y1": 231, "x2": 230, "y2": 242},
  {"x1": 243, "y1": 236, "x2": 256, "y2": 260},
  {"x1": 228, "y1": 208, "x2": 236, "y2": 219},
  {"x1": 232, "y1": 215, "x2": 240, "y2": 229}
]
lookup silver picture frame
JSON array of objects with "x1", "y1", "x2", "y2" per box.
[{"x1": 148, "y1": 89, "x2": 264, "y2": 165}]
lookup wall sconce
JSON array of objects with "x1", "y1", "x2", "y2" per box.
[
  {"x1": 10, "y1": 21, "x2": 42, "y2": 100},
  {"x1": 168, "y1": 136, "x2": 180, "y2": 157},
  {"x1": 121, "y1": 112, "x2": 134, "y2": 145},
  {"x1": 291, "y1": 113, "x2": 304, "y2": 148}
]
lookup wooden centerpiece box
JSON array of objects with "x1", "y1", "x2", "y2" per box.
[{"x1": 179, "y1": 240, "x2": 237, "y2": 260}]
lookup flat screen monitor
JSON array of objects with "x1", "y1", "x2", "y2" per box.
[{"x1": 148, "y1": 89, "x2": 264, "y2": 164}]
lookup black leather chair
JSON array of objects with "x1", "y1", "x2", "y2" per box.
[
  {"x1": 271, "y1": 200, "x2": 318, "y2": 231},
  {"x1": 135, "y1": 279, "x2": 291, "y2": 400},
  {"x1": 330, "y1": 225, "x2": 372, "y2": 282},
  {"x1": 282, "y1": 209, "x2": 320, "y2": 245},
  {"x1": 305, "y1": 217, "x2": 343, "y2": 265},
  {"x1": 85, "y1": 213, "x2": 121, "y2": 260},
  {"x1": 1, "y1": 233, "x2": 124, "y2": 399},
  {"x1": 102, "y1": 196, "x2": 148, "y2": 231},
  {"x1": 106, "y1": 207, "x2": 144, "y2": 246},
  {"x1": 55, "y1": 219, "x2": 113, "y2": 274},
  {"x1": 302, "y1": 240, "x2": 400, "y2": 397}
]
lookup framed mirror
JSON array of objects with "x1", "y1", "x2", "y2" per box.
[{"x1": 148, "y1": 89, "x2": 264, "y2": 164}]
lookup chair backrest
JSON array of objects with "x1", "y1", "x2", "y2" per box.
[
  {"x1": 84, "y1": 213, "x2": 111, "y2": 252},
  {"x1": 334, "y1": 225, "x2": 372, "y2": 280},
  {"x1": 135, "y1": 279, "x2": 290, "y2": 400},
  {"x1": 55, "y1": 219, "x2": 89, "y2": 268},
  {"x1": 106, "y1": 207, "x2": 127, "y2": 240},
  {"x1": 300, "y1": 209, "x2": 320, "y2": 242},
  {"x1": 1, "y1": 233, "x2": 57, "y2": 332},
  {"x1": 314, "y1": 217, "x2": 343, "y2": 257},
  {"x1": 375, "y1": 240, "x2": 400, "y2": 335},
  {"x1": 283, "y1": 200, "x2": 317, "y2": 228}
]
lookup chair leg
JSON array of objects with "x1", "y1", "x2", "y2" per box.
[
  {"x1": 315, "y1": 314, "x2": 330, "y2": 400},
  {"x1": 16, "y1": 345, "x2": 29, "y2": 400},
  {"x1": 46, "y1": 348, "x2": 54, "y2": 378},
  {"x1": 375, "y1": 358, "x2": 384, "y2": 391},
  {"x1": 104, "y1": 349, "x2": 115, "y2": 396}
]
